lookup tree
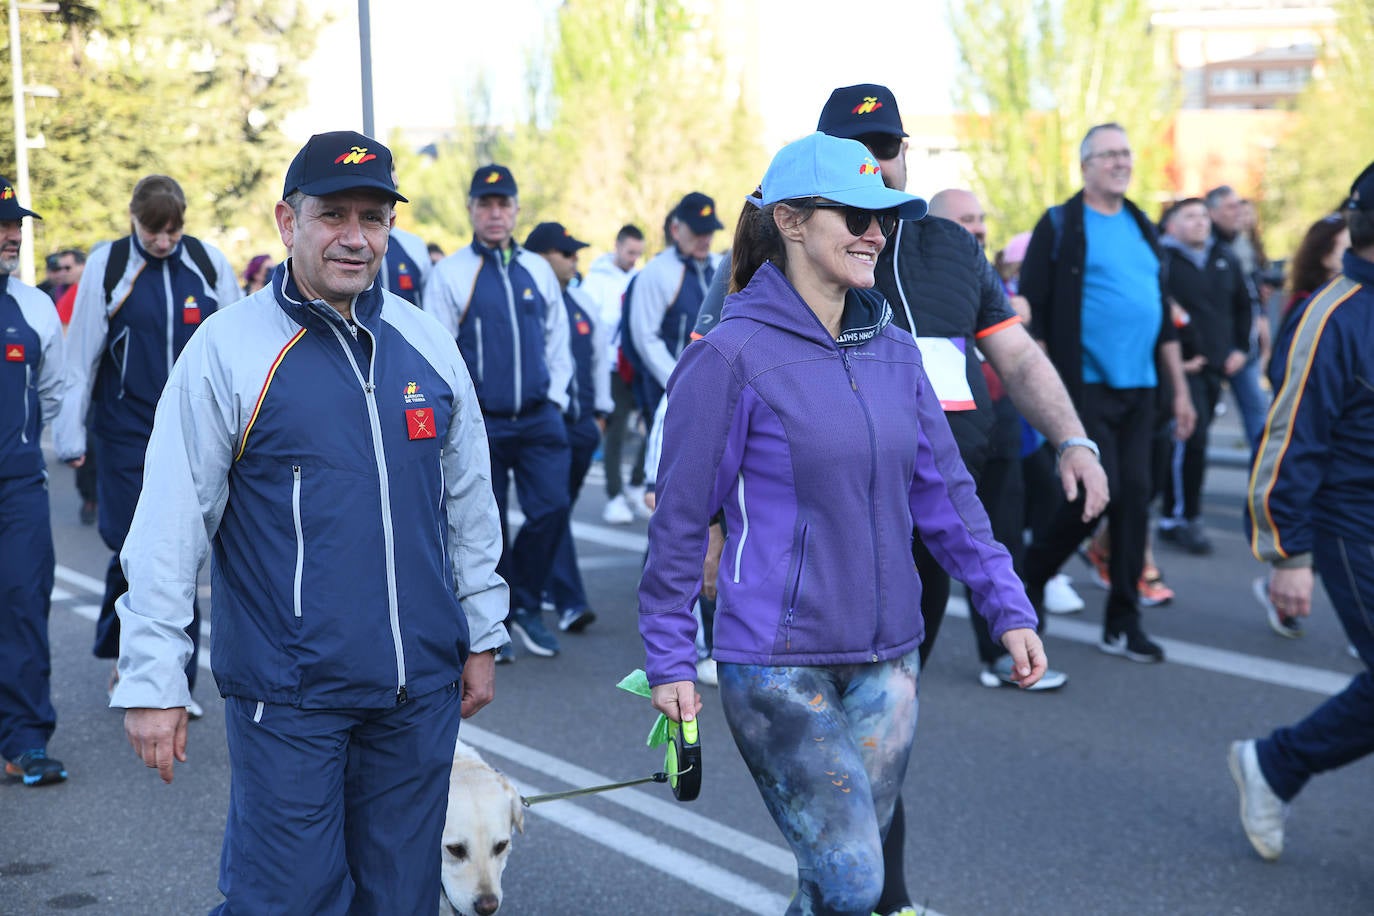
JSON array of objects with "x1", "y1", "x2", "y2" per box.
[
  {"x1": 1260, "y1": 0, "x2": 1374, "y2": 258},
  {"x1": 0, "y1": 1, "x2": 318, "y2": 264},
  {"x1": 395, "y1": 0, "x2": 769, "y2": 258},
  {"x1": 948, "y1": 0, "x2": 1178, "y2": 248}
]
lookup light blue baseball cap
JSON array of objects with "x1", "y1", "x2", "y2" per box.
[{"x1": 760, "y1": 132, "x2": 927, "y2": 220}]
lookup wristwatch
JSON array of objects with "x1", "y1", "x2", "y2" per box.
[{"x1": 1056, "y1": 436, "x2": 1100, "y2": 461}]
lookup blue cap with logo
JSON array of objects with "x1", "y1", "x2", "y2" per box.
[
  {"x1": 282, "y1": 131, "x2": 406, "y2": 202},
  {"x1": 524, "y1": 222, "x2": 589, "y2": 255},
  {"x1": 1346, "y1": 161, "x2": 1374, "y2": 211},
  {"x1": 816, "y1": 83, "x2": 908, "y2": 139},
  {"x1": 760, "y1": 132, "x2": 927, "y2": 219},
  {"x1": 0, "y1": 176, "x2": 42, "y2": 221},
  {"x1": 674, "y1": 192, "x2": 725, "y2": 234},
  {"x1": 470, "y1": 165, "x2": 518, "y2": 198}
]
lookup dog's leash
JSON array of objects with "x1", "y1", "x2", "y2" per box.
[{"x1": 521, "y1": 718, "x2": 702, "y2": 807}]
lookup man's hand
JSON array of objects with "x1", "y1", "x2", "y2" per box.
[
  {"x1": 997, "y1": 628, "x2": 1048, "y2": 689},
  {"x1": 1182, "y1": 355, "x2": 1208, "y2": 375},
  {"x1": 1058, "y1": 447, "x2": 1110, "y2": 523},
  {"x1": 1223, "y1": 350, "x2": 1248, "y2": 377},
  {"x1": 125, "y1": 708, "x2": 188, "y2": 784},
  {"x1": 1269, "y1": 566, "x2": 1315, "y2": 619},
  {"x1": 1173, "y1": 391, "x2": 1198, "y2": 441},
  {"x1": 461, "y1": 649, "x2": 496, "y2": 718},
  {"x1": 701, "y1": 523, "x2": 725, "y2": 601},
  {"x1": 644, "y1": 490, "x2": 656, "y2": 512},
  {"x1": 65, "y1": 455, "x2": 85, "y2": 469},
  {"x1": 651, "y1": 680, "x2": 702, "y2": 723}
]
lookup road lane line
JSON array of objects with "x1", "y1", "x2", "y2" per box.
[{"x1": 55, "y1": 563, "x2": 105, "y2": 594}]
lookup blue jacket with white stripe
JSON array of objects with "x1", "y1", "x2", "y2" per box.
[{"x1": 0, "y1": 273, "x2": 64, "y2": 479}]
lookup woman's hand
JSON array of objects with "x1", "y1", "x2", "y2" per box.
[
  {"x1": 651, "y1": 681, "x2": 702, "y2": 723},
  {"x1": 997, "y1": 628, "x2": 1048, "y2": 689}
]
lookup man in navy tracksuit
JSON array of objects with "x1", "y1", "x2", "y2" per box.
[
  {"x1": 0, "y1": 180, "x2": 69, "y2": 787},
  {"x1": 623, "y1": 191, "x2": 723, "y2": 415},
  {"x1": 524, "y1": 222, "x2": 614, "y2": 634},
  {"x1": 425, "y1": 166, "x2": 573, "y2": 661},
  {"x1": 1232, "y1": 162, "x2": 1374, "y2": 863},
  {"x1": 113, "y1": 132, "x2": 509, "y2": 914},
  {"x1": 55, "y1": 175, "x2": 242, "y2": 715}
]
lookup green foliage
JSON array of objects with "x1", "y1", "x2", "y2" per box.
[
  {"x1": 395, "y1": 0, "x2": 769, "y2": 258},
  {"x1": 948, "y1": 0, "x2": 1177, "y2": 249},
  {"x1": 0, "y1": 0, "x2": 317, "y2": 266},
  {"x1": 1261, "y1": 0, "x2": 1374, "y2": 259}
]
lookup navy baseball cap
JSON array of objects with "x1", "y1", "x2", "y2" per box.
[
  {"x1": 0, "y1": 177, "x2": 42, "y2": 221},
  {"x1": 470, "y1": 165, "x2": 518, "y2": 198},
  {"x1": 1347, "y1": 161, "x2": 1374, "y2": 211},
  {"x1": 761, "y1": 133, "x2": 927, "y2": 219},
  {"x1": 674, "y1": 192, "x2": 724, "y2": 234},
  {"x1": 282, "y1": 131, "x2": 406, "y2": 202},
  {"x1": 524, "y1": 222, "x2": 589, "y2": 255},
  {"x1": 816, "y1": 83, "x2": 908, "y2": 140}
]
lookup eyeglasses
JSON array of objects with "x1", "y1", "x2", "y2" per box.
[
  {"x1": 812, "y1": 200, "x2": 898, "y2": 238},
  {"x1": 1085, "y1": 148, "x2": 1133, "y2": 163},
  {"x1": 855, "y1": 133, "x2": 904, "y2": 161}
]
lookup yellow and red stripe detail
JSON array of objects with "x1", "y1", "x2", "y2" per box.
[{"x1": 235, "y1": 328, "x2": 307, "y2": 461}]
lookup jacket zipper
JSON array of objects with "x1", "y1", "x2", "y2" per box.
[
  {"x1": 291, "y1": 465, "x2": 304, "y2": 619},
  {"x1": 841, "y1": 348, "x2": 883, "y2": 661},
  {"x1": 784, "y1": 522, "x2": 809, "y2": 650},
  {"x1": 496, "y1": 254, "x2": 522, "y2": 417},
  {"x1": 21, "y1": 363, "x2": 31, "y2": 443},
  {"x1": 162, "y1": 259, "x2": 175, "y2": 377},
  {"x1": 112, "y1": 327, "x2": 131, "y2": 399},
  {"x1": 474, "y1": 316, "x2": 485, "y2": 383},
  {"x1": 323, "y1": 313, "x2": 409, "y2": 703},
  {"x1": 732, "y1": 472, "x2": 749, "y2": 584}
]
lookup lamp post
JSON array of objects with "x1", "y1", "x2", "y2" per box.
[
  {"x1": 358, "y1": 0, "x2": 374, "y2": 137},
  {"x1": 8, "y1": 0, "x2": 59, "y2": 285}
]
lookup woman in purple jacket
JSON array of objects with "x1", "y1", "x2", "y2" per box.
[{"x1": 638, "y1": 133, "x2": 1048, "y2": 915}]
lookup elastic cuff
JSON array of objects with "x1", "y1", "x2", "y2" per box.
[{"x1": 1272, "y1": 553, "x2": 1313, "y2": 570}]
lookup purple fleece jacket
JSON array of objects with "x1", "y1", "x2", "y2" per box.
[{"x1": 637, "y1": 262, "x2": 1036, "y2": 686}]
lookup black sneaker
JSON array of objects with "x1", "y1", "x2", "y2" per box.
[
  {"x1": 1100, "y1": 627, "x2": 1166, "y2": 663},
  {"x1": 557, "y1": 606, "x2": 596, "y2": 633},
  {"x1": 4, "y1": 749, "x2": 68, "y2": 786}
]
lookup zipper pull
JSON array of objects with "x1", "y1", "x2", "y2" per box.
[{"x1": 396, "y1": 685, "x2": 408, "y2": 705}]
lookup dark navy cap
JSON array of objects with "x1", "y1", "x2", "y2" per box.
[
  {"x1": 0, "y1": 176, "x2": 42, "y2": 221},
  {"x1": 1347, "y1": 161, "x2": 1374, "y2": 211},
  {"x1": 470, "y1": 164, "x2": 518, "y2": 198},
  {"x1": 816, "y1": 83, "x2": 908, "y2": 140},
  {"x1": 282, "y1": 131, "x2": 407, "y2": 202},
  {"x1": 673, "y1": 192, "x2": 724, "y2": 234},
  {"x1": 524, "y1": 222, "x2": 589, "y2": 255}
]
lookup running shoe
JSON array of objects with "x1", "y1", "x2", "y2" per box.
[
  {"x1": 1078, "y1": 540, "x2": 1111, "y2": 590},
  {"x1": 5, "y1": 749, "x2": 68, "y2": 786},
  {"x1": 1138, "y1": 566, "x2": 1175, "y2": 607}
]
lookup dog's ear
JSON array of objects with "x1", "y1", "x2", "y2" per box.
[{"x1": 510, "y1": 786, "x2": 526, "y2": 834}]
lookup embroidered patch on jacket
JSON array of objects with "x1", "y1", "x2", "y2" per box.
[{"x1": 406, "y1": 407, "x2": 436, "y2": 440}]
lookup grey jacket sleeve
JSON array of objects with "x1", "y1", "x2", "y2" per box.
[
  {"x1": 629, "y1": 257, "x2": 681, "y2": 387},
  {"x1": 53, "y1": 246, "x2": 113, "y2": 460},
  {"x1": 109, "y1": 329, "x2": 234, "y2": 709},
  {"x1": 535, "y1": 260, "x2": 572, "y2": 411},
  {"x1": 441, "y1": 356, "x2": 511, "y2": 653}
]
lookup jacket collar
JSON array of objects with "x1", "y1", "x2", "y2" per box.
[
  {"x1": 1342, "y1": 249, "x2": 1374, "y2": 286},
  {"x1": 721, "y1": 261, "x2": 891, "y2": 349},
  {"x1": 272, "y1": 258, "x2": 384, "y2": 334}
]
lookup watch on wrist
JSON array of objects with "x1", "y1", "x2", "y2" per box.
[{"x1": 1056, "y1": 436, "x2": 1100, "y2": 461}]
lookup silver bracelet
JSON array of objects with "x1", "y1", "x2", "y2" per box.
[{"x1": 1056, "y1": 436, "x2": 1100, "y2": 461}]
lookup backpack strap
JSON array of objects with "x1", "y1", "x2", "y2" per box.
[
  {"x1": 102, "y1": 237, "x2": 132, "y2": 307},
  {"x1": 182, "y1": 236, "x2": 219, "y2": 289}
]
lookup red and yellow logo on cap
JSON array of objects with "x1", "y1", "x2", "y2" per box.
[
  {"x1": 484, "y1": 171, "x2": 502, "y2": 184},
  {"x1": 699, "y1": 205, "x2": 713, "y2": 217},
  {"x1": 1, "y1": 186, "x2": 13, "y2": 201},
  {"x1": 859, "y1": 159, "x2": 882, "y2": 176},
  {"x1": 334, "y1": 146, "x2": 377, "y2": 166},
  {"x1": 851, "y1": 96, "x2": 884, "y2": 115}
]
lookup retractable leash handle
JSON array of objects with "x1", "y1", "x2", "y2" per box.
[{"x1": 666, "y1": 718, "x2": 702, "y2": 802}]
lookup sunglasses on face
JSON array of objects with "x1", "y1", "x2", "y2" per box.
[
  {"x1": 812, "y1": 200, "x2": 899, "y2": 238},
  {"x1": 855, "y1": 133, "x2": 903, "y2": 161}
]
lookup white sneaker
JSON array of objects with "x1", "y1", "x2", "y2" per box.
[
  {"x1": 601, "y1": 493, "x2": 634, "y2": 525},
  {"x1": 978, "y1": 655, "x2": 1068, "y2": 691},
  {"x1": 696, "y1": 657, "x2": 718, "y2": 687},
  {"x1": 625, "y1": 484, "x2": 653, "y2": 519},
  {"x1": 1228, "y1": 739, "x2": 1287, "y2": 861},
  {"x1": 1042, "y1": 573, "x2": 1085, "y2": 615}
]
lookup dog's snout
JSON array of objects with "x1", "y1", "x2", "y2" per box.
[{"x1": 473, "y1": 893, "x2": 500, "y2": 916}]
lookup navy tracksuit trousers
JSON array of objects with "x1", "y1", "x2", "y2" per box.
[
  {"x1": 215, "y1": 683, "x2": 462, "y2": 915},
  {"x1": 485, "y1": 402, "x2": 571, "y2": 614},
  {"x1": 92, "y1": 433, "x2": 200, "y2": 690},
  {"x1": 1257, "y1": 531, "x2": 1374, "y2": 801},
  {"x1": 0, "y1": 473, "x2": 56, "y2": 761},
  {"x1": 545, "y1": 414, "x2": 601, "y2": 613}
]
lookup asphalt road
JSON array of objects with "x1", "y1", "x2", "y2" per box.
[{"x1": 3, "y1": 416, "x2": 1372, "y2": 915}]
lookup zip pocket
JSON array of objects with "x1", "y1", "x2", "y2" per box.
[
  {"x1": 291, "y1": 465, "x2": 304, "y2": 619},
  {"x1": 783, "y1": 523, "x2": 810, "y2": 649},
  {"x1": 474, "y1": 317, "x2": 485, "y2": 383},
  {"x1": 110, "y1": 327, "x2": 131, "y2": 399}
]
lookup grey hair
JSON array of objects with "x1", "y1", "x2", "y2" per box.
[
  {"x1": 284, "y1": 190, "x2": 307, "y2": 215},
  {"x1": 1079, "y1": 123, "x2": 1127, "y2": 162},
  {"x1": 1204, "y1": 185, "x2": 1236, "y2": 210}
]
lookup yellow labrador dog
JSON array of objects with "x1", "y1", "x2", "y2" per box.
[{"x1": 439, "y1": 739, "x2": 524, "y2": 916}]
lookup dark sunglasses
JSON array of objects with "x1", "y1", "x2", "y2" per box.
[
  {"x1": 812, "y1": 201, "x2": 899, "y2": 238},
  {"x1": 855, "y1": 133, "x2": 903, "y2": 161}
]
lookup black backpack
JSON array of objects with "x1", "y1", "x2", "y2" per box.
[{"x1": 102, "y1": 235, "x2": 219, "y2": 306}]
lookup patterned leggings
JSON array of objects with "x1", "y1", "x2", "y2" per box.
[{"x1": 718, "y1": 649, "x2": 921, "y2": 916}]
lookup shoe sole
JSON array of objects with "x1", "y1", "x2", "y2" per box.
[
  {"x1": 5, "y1": 762, "x2": 68, "y2": 786},
  {"x1": 1099, "y1": 639, "x2": 1165, "y2": 664},
  {"x1": 510, "y1": 622, "x2": 558, "y2": 657},
  {"x1": 1228, "y1": 742, "x2": 1282, "y2": 862}
]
